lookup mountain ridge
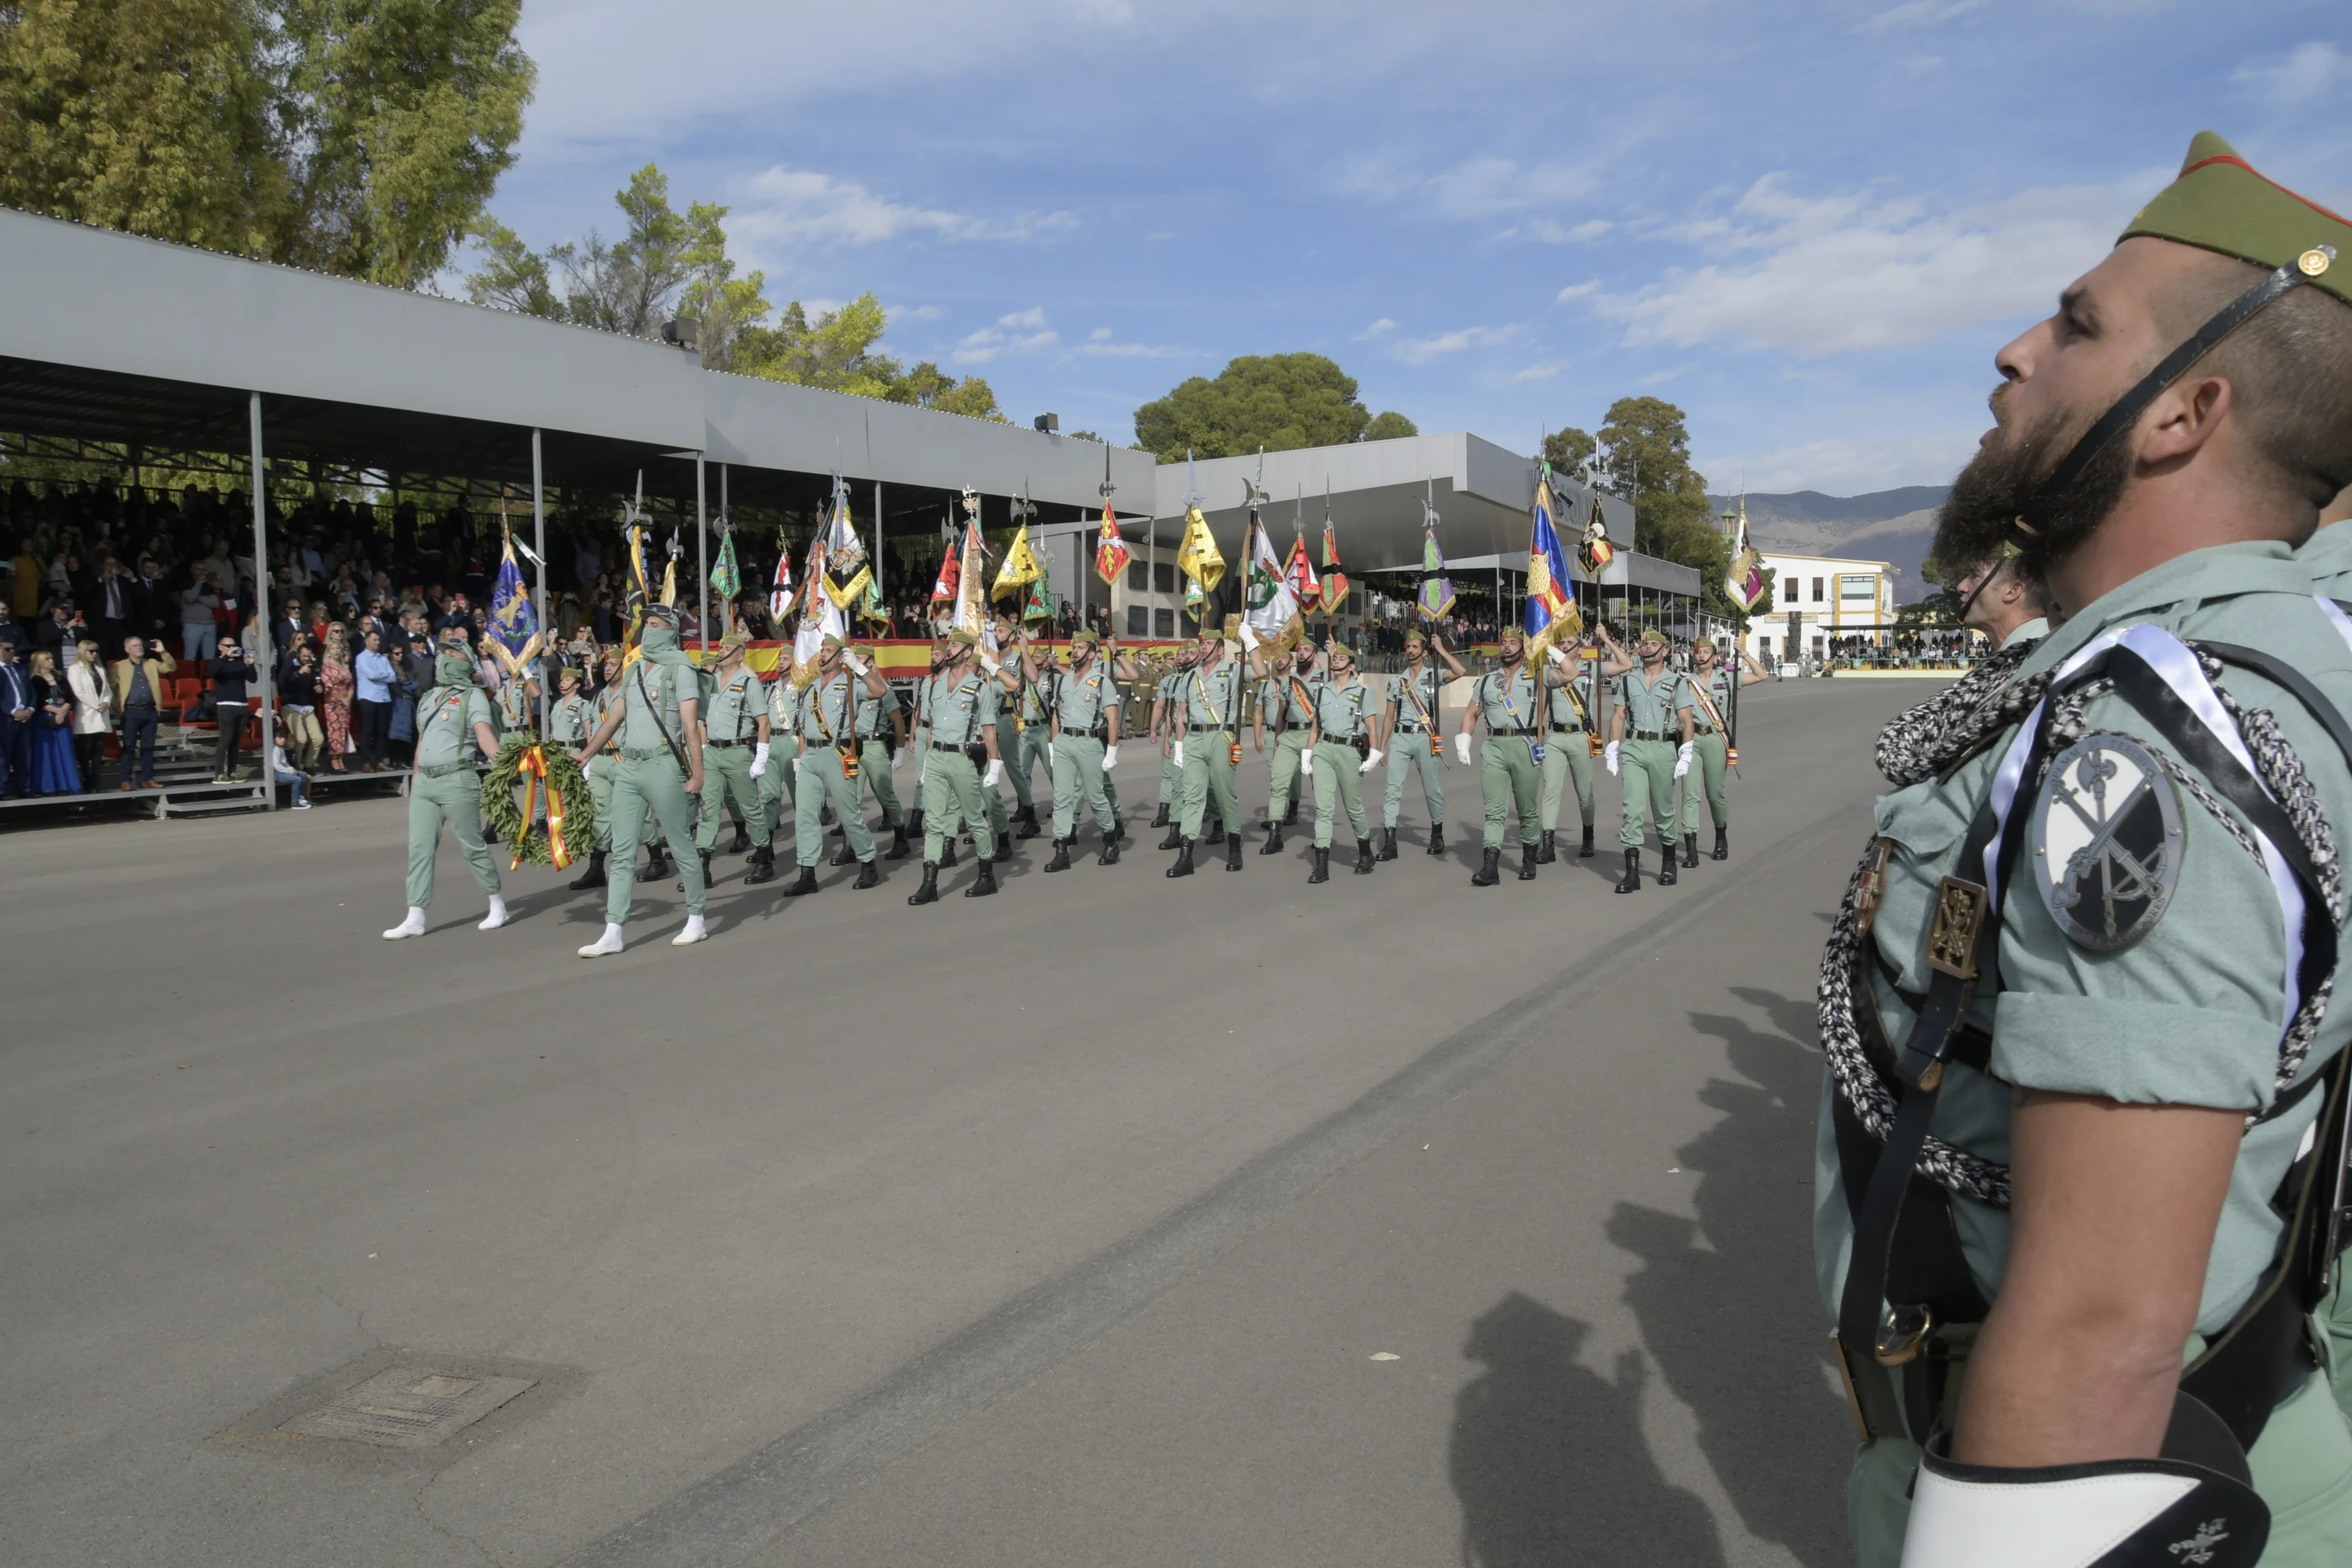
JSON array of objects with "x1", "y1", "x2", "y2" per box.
[{"x1": 1709, "y1": 486, "x2": 1949, "y2": 601}]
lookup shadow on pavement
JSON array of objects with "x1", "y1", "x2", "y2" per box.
[
  {"x1": 1602, "y1": 989, "x2": 1851, "y2": 1567},
  {"x1": 1449, "y1": 1291, "x2": 1728, "y2": 1567}
]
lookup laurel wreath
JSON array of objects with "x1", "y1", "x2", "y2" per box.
[{"x1": 482, "y1": 735, "x2": 597, "y2": 866}]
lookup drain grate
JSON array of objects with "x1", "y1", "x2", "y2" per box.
[{"x1": 278, "y1": 1365, "x2": 536, "y2": 1450}]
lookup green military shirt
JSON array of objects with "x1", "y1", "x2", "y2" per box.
[
  {"x1": 1613, "y1": 667, "x2": 1691, "y2": 735},
  {"x1": 2003, "y1": 617, "x2": 2050, "y2": 649},
  {"x1": 2301, "y1": 517, "x2": 2352, "y2": 596},
  {"x1": 798, "y1": 671, "x2": 861, "y2": 747},
  {"x1": 1184, "y1": 660, "x2": 1242, "y2": 729},
  {"x1": 1259, "y1": 674, "x2": 1314, "y2": 730},
  {"x1": 704, "y1": 667, "x2": 766, "y2": 743},
  {"x1": 1052, "y1": 666, "x2": 1119, "y2": 735},
  {"x1": 1472, "y1": 667, "x2": 1542, "y2": 734},
  {"x1": 415, "y1": 684, "x2": 495, "y2": 768},
  {"x1": 496, "y1": 666, "x2": 534, "y2": 730},
  {"x1": 856, "y1": 682, "x2": 901, "y2": 740},
  {"x1": 1683, "y1": 669, "x2": 1735, "y2": 734},
  {"x1": 1546, "y1": 668, "x2": 1593, "y2": 732},
  {"x1": 1313, "y1": 676, "x2": 1373, "y2": 739},
  {"x1": 1818, "y1": 541, "x2": 2352, "y2": 1338},
  {"x1": 1015, "y1": 666, "x2": 1052, "y2": 726},
  {"x1": 1390, "y1": 663, "x2": 1443, "y2": 731},
  {"x1": 620, "y1": 660, "x2": 691, "y2": 753},
  {"x1": 923, "y1": 670, "x2": 997, "y2": 747},
  {"x1": 548, "y1": 692, "x2": 591, "y2": 748}
]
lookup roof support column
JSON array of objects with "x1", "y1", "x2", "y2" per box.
[
  {"x1": 532, "y1": 429, "x2": 549, "y2": 734},
  {"x1": 872, "y1": 481, "x2": 884, "y2": 632},
  {"x1": 695, "y1": 452, "x2": 709, "y2": 649},
  {"x1": 248, "y1": 393, "x2": 275, "y2": 812},
  {"x1": 718, "y1": 464, "x2": 731, "y2": 639}
]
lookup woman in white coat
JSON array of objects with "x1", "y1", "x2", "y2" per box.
[{"x1": 65, "y1": 639, "x2": 112, "y2": 790}]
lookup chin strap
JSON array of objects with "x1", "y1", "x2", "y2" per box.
[{"x1": 2017, "y1": 247, "x2": 2335, "y2": 541}]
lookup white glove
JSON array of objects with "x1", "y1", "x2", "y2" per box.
[
  {"x1": 749, "y1": 741, "x2": 769, "y2": 779},
  {"x1": 1604, "y1": 740, "x2": 1621, "y2": 776},
  {"x1": 845, "y1": 652, "x2": 869, "y2": 675},
  {"x1": 891, "y1": 747, "x2": 905, "y2": 771},
  {"x1": 1674, "y1": 741, "x2": 1695, "y2": 780},
  {"x1": 1238, "y1": 621, "x2": 1260, "y2": 652},
  {"x1": 1172, "y1": 739, "x2": 1185, "y2": 765},
  {"x1": 1102, "y1": 744, "x2": 1119, "y2": 769},
  {"x1": 983, "y1": 758, "x2": 1003, "y2": 788},
  {"x1": 1547, "y1": 645, "x2": 1568, "y2": 666},
  {"x1": 1300, "y1": 750, "x2": 1315, "y2": 779},
  {"x1": 1359, "y1": 747, "x2": 1381, "y2": 775},
  {"x1": 1452, "y1": 733, "x2": 1472, "y2": 766}
]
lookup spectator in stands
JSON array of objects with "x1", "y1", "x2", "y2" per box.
[
  {"x1": 280, "y1": 643, "x2": 324, "y2": 769},
  {"x1": 110, "y1": 634, "x2": 172, "y2": 789},
  {"x1": 267, "y1": 715, "x2": 312, "y2": 810},
  {"x1": 207, "y1": 632, "x2": 255, "y2": 783},
  {"x1": 179, "y1": 566, "x2": 220, "y2": 661},
  {"x1": 0, "y1": 637, "x2": 32, "y2": 797},
  {"x1": 319, "y1": 628, "x2": 354, "y2": 772},
  {"x1": 93, "y1": 553, "x2": 137, "y2": 653},
  {"x1": 354, "y1": 628, "x2": 394, "y2": 770},
  {"x1": 8, "y1": 535, "x2": 41, "y2": 626},
  {"x1": 36, "y1": 598, "x2": 87, "y2": 665},
  {"x1": 26, "y1": 650, "x2": 81, "y2": 794},
  {"x1": 66, "y1": 639, "x2": 109, "y2": 789}
]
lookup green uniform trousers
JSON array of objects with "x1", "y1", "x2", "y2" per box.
[
  {"x1": 1540, "y1": 727, "x2": 1596, "y2": 830},
  {"x1": 695, "y1": 744, "x2": 771, "y2": 851},
  {"x1": 857, "y1": 739, "x2": 907, "y2": 829},
  {"x1": 1310, "y1": 740, "x2": 1370, "y2": 848},
  {"x1": 995, "y1": 717, "x2": 1035, "y2": 811},
  {"x1": 1480, "y1": 735, "x2": 1541, "y2": 849},
  {"x1": 587, "y1": 753, "x2": 661, "y2": 853},
  {"x1": 1050, "y1": 734, "x2": 1118, "y2": 841},
  {"x1": 758, "y1": 745, "x2": 796, "y2": 838},
  {"x1": 1382, "y1": 730, "x2": 1444, "y2": 829},
  {"x1": 1845, "y1": 1362, "x2": 2352, "y2": 1566},
  {"x1": 1179, "y1": 731, "x2": 1243, "y2": 840},
  {"x1": 922, "y1": 750, "x2": 999, "y2": 863},
  {"x1": 1267, "y1": 730, "x2": 1312, "y2": 820},
  {"x1": 795, "y1": 747, "x2": 876, "y2": 867},
  {"x1": 1676, "y1": 730, "x2": 1729, "y2": 834},
  {"x1": 405, "y1": 768, "x2": 501, "y2": 909},
  {"x1": 1159, "y1": 736, "x2": 1182, "y2": 806},
  {"x1": 1617, "y1": 736, "x2": 1678, "y2": 850},
  {"x1": 1015, "y1": 726, "x2": 1052, "y2": 816},
  {"x1": 605, "y1": 752, "x2": 705, "y2": 923}
]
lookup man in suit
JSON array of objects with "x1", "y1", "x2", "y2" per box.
[
  {"x1": 0, "y1": 636, "x2": 33, "y2": 798},
  {"x1": 110, "y1": 635, "x2": 175, "y2": 789}
]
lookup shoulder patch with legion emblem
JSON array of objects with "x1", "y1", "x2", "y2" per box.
[{"x1": 2028, "y1": 733, "x2": 2184, "y2": 952}]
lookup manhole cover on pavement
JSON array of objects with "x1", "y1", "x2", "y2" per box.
[{"x1": 278, "y1": 1365, "x2": 536, "y2": 1449}]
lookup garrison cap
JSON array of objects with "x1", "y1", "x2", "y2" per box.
[
  {"x1": 949, "y1": 628, "x2": 980, "y2": 648},
  {"x1": 2121, "y1": 131, "x2": 2350, "y2": 307},
  {"x1": 1069, "y1": 626, "x2": 1102, "y2": 648},
  {"x1": 819, "y1": 632, "x2": 844, "y2": 652},
  {"x1": 718, "y1": 625, "x2": 752, "y2": 652},
  {"x1": 851, "y1": 643, "x2": 877, "y2": 661}
]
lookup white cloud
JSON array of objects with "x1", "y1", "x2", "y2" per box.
[
  {"x1": 1854, "y1": 0, "x2": 1984, "y2": 34},
  {"x1": 1531, "y1": 218, "x2": 1613, "y2": 244},
  {"x1": 999, "y1": 306, "x2": 1048, "y2": 329},
  {"x1": 1599, "y1": 171, "x2": 2148, "y2": 356},
  {"x1": 954, "y1": 309, "x2": 1061, "y2": 364},
  {"x1": 2233, "y1": 42, "x2": 2347, "y2": 106},
  {"x1": 1510, "y1": 362, "x2": 1565, "y2": 382},
  {"x1": 730, "y1": 166, "x2": 1076, "y2": 253},
  {"x1": 1073, "y1": 339, "x2": 1193, "y2": 360},
  {"x1": 1555, "y1": 280, "x2": 1601, "y2": 302},
  {"x1": 1089, "y1": 326, "x2": 1114, "y2": 341},
  {"x1": 1340, "y1": 153, "x2": 1596, "y2": 221},
  {"x1": 1355, "y1": 317, "x2": 1398, "y2": 340},
  {"x1": 1701, "y1": 431, "x2": 1978, "y2": 494},
  {"x1": 893, "y1": 303, "x2": 943, "y2": 322},
  {"x1": 1396, "y1": 323, "x2": 1522, "y2": 364}
]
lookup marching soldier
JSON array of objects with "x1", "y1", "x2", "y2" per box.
[
  {"x1": 993, "y1": 615, "x2": 1045, "y2": 839},
  {"x1": 1168, "y1": 628, "x2": 1246, "y2": 877},
  {"x1": 1819, "y1": 132, "x2": 2352, "y2": 1564},
  {"x1": 381, "y1": 631, "x2": 507, "y2": 939},
  {"x1": 547, "y1": 664, "x2": 591, "y2": 752},
  {"x1": 693, "y1": 628, "x2": 777, "y2": 887},
  {"x1": 778, "y1": 634, "x2": 891, "y2": 897},
  {"x1": 1380, "y1": 628, "x2": 1464, "y2": 859},
  {"x1": 1673, "y1": 640, "x2": 1766, "y2": 866},
  {"x1": 1042, "y1": 625, "x2": 1123, "y2": 870},
  {"x1": 569, "y1": 644, "x2": 671, "y2": 892},
  {"x1": 1536, "y1": 636, "x2": 1598, "y2": 862},
  {"x1": 1452, "y1": 626, "x2": 1575, "y2": 886},
  {"x1": 833, "y1": 642, "x2": 912, "y2": 864},
  {"x1": 489, "y1": 640, "x2": 540, "y2": 735},
  {"x1": 1151, "y1": 642, "x2": 1196, "y2": 842},
  {"x1": 1300, "y1": 638, "x2": 1382, "y2": 883},
  {"x1": 908, "y1": 627, "x2": 1005, "y2": 903},
  {"x1": 569, "y1": 605, "x2": 707, "y2": 954},
  {"x1": 1604, "y1": 626, "x2": 1693, "y2": 893},
  {"x1": 1250, "y1": 642, "x2": 1316, "y2": 854}
]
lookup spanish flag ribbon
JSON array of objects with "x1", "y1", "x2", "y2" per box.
[{"x1": 513, "y1": 744, "x2": 574, "y2": 870}]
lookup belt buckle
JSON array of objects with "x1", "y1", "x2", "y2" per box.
[
  {"x1": 1856, "y1": 836, "x2": 1893, "y2": 935},
  {"x1": 1926, "y1": 875, "x2": 1988, "y2": 980},
  {"x1": 1874, "y1": 1303, "x2": 1934, "y2": 1367}
]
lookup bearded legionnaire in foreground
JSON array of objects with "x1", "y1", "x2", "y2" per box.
[
  {"x1": 1250, "y1": 644, "x2": 1316, "y2": 854},
  {"x1": 778, "y1": 636, "x2": 892, "y2": 897},
  {"x1": 1152, "y1": 643, "x2": 1197, "y2": 846},
  {"x1": 1042, "y1": 627, "x2": 1124, "y2": 870},
  {"x1": 1168, "y1": 628, "x2": 1247, "y2": 877},
  {"x1": 382, "y1": 636, "x2": 507, "y2": 939},
  {"x1": 1820, "y1": 133, "x2": 2352, "y2": 1567},
  {"x1": 568, "y1": 607, "x2": 708, "y2": 954},
  {"x1": 1535, "y1": 638, "x2": 1599, "y2": 863},
  {"x1": 830, "y1": 643, "x2": 911, "y2": 866},
  {"x1": 1453, "y1": 626, "x2": 1576, "y2": 887},
  {"x1": 1604, "y1": 628, "x2": 1695, "y2": 893},
  {"x1": 1382, "y1": 628, "x2": 1464, "y2": 860},
  {"x1": 1300, "y1": 639, "x2": 1382, "y2": 883},
  {"x1": 908, "y1": 628, "x2": 1006, "y2": 903},
  {"x1": 1674, "y1": 640, "x2": 1766, "y2": 866},
  {"x1": 693, "y1": 628, "x2": 776, "y2": 887}
]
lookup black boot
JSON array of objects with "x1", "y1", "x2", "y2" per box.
[
  {"x1": 1517, "y1": 844, "x2": 1538, "y2": 881},
  {"x1": 1712, "y1": 825, "x2": 1729, "y2": 861},
  {"x1": 1206, "y1": 821, "x2": 1225, "y2": 846},
  {"x1": 780, "y1": 865, "x2": 819, "y2": 897},
  {"x1": 1580, "y1": 825, "x2": 1596, "y2": 858},
  {"x1": 907, "y1": 862, "x2": 940, "y2": 904},
  {"x1": 1353, "y1": 837, "x2": 1375, "y2": 875},
  {"x1": 1681, "y1": 832, "x2": 1700, "y2": 869},
  {"x1": 743, "y1": 845, "x2": 777, "y2": 885},
  {"x1": 965, "y1": 859, "x2": 998, "y2": 898},
  {"x1": 568, "y1": 850, "x2": 607, "y2": 891},
  {"x1": 830, "y1": 842, "x2": 855, "y2": 867},
  {"x1": 643, "y1": 846, "x2": 672, "y2": 880},
  {"x1": 1283, "y1": 797, "x2": 1300, "y2": 825},
  {"x1": 1428, "y1": 824, "x2": 1446, "y2": 856},
  {"x1": 1166, "y1": 841, "x2": 1197, "y2": 878},
  {"x1": 1658, "y1": 843, "x2": 1679, "y2": 887},
  {"x1": 1472, "y1": 846, "x2": 1501, "y2": 887},
  {"x1": 1261, "y1": 824, "x2": 1283, "y2": 854},
  {"x1": 1376, "y1": 827, "x2": 1398, "y2": 862},
  {"x1": 683, "y1": 847, "x2": 711, "y2": 890},
  {"x1": 886, "y1": 823, "x2": 910, "y2": 861},
  {"x1": 1044, "y1": 839, "x2": 1072, "y2": 873},
  {"x1": 1308, "y1": 846, "x2": 1330, "y2": 884},
  {"x1": 907, "y1": 808, "x2": 925, "y2": 838},
  {"x1": 1616, "y1": 849, "x2": 1641, "y2": 894},
  {"x1": 1157, "y1": 822, "x2": 1183, "y2": 851},
  {"x1": 1015, "y1": 803, "x2": 1041, "y2": 840},
  {"x1": 727, "y1": 823, "x2": 751, "y2": 854},
  {"x1": 1098, "y1": 834, "x2": 1121, "y2": 866},
  {"x1": 1225, "y1": 833, "x2": 1244, "y2": 871},
  {"x1": 819, "y1": 802, "x2": 836, "y2": 827},
  {"x1": 1151, "y1": 803, "x2": 1170, "y2": 828},
  {"x1": 1538, "y1": 829, "x2": 1557, "y2": 864},
  {"x1": 853, "y1": 858, "x2": 879, "y2": 891},
  {"x1": 940, "y1": 839, "x2": 959, "y2": 869}
]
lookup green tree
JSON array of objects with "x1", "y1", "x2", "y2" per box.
[
  {"x1": 732, "y1": 294, "x2": 1000, "y2": 418},
  {"x1": 1592, "y1": 395, "x2": 1729, "y2": 601},
  {"x1": 1541, "y1": 426, "x2": 1599, "y2": 482},
  {"x1": 1363, "y1": 409, "x2": 1419, "y2": 442},
  {"x1": 1131, "y1": 353, "x2": 1412, "y2": 462}
]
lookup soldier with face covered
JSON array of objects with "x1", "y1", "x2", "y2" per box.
[{"x1": 382, "y1": 631, "x2": 507, "y2": 940}]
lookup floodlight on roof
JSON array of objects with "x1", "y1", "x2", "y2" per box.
[
  {"x1": 660, "y1": 317, "x2": 701, "y2": 350},
  {"x1": 1033, "y1": 413, "x2": 1059, "y2": 433}
]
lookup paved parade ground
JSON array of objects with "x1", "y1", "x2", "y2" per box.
[{"x1": 3, "y1": 675, "x2": 1934, "y2": 1567}]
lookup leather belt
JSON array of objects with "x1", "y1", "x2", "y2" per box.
[
  {"x1": 418, "y1": 760, "x2": 474, "y2": 779},
  {"x1": 1283, "y1": 722, "x2": 1313, "y2": 731},
  {"x1": 1694, "y1": 724, "x2": 1718, "y2": 735},
  {"x1": 1631, "y1": 728, "x2": 1668, "y2": 740},
  {"x1": 621, "y1": 746, "x2": 674, "y2": 762},
  {"x1": 930, "y1": 741, "x2": 972, "y2": 753},
  {"x1": 1546, "y1": 724, "x2": 1584, "y2": 736},
  {"x1": 707, "y1": 739, "x2": 746, "y2": 749},
  {"x1": 1492, "y1": 726, "x2": 1538, "y2": 737}
]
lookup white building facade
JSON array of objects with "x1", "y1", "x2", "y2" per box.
[{"x1": 1736, "y1": 552, "x2": 1893, "y2": 665}]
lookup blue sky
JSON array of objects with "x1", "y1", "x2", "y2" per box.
[{"x1": 483, "y1": 0, "x2": 2349, "y2": 496}]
